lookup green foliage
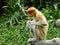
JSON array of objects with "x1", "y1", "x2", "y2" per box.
[
  {"x1": 41, "y1": 5, "x2": 60, "y2": 20},
  {"x1": 0, "y1": 0, "x2": 60, "y2": 45},
  {"x1": 47, "y1": 21, "x2": 60, "y2": 39},
  {"x1": 0, "y1": 25, "x2": 30, "y2": 45}
]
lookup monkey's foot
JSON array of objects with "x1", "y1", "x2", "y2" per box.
[{"x1": 28, "y1": 38, "x2": 39, "y2": 43}]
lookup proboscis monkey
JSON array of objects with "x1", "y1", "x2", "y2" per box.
[{"x1": 26, "y1": 7, "x2": 49, "y2": 42}]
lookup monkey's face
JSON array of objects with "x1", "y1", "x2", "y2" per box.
[
  {"x1": 28, "y1": 10, "x2": 36, "y2": 17},
  {"x1": 27, "y1": 7, "x2": 36, "y2": 17}
]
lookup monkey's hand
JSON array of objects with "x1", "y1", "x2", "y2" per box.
[
  {"x1": 26, "y1": 21, "x2": 34, "y2": 30},
  {"x1": 27, "y1": 21, "x2": 31, "y2": 27}
]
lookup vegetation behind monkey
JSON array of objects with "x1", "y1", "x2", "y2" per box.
[{"x1": 0, "y1": 0, "x2": 9, "y2": 15}]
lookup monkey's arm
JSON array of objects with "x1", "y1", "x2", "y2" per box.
[
  {"x1": 26, "y1": 21, "x2": 35, "y2": 30},
  {"x1": 31, "y1": 20, "x2": 48, "y2": 26},
  {"x1": 26, "y1": 21, "x2": 32, "y2": 29}
]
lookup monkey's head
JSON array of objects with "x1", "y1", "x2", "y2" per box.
[{"x1": 27, "y1": 7, "x2": 36, "y2": 17}]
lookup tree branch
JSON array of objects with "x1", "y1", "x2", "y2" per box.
[{"x1": 28, "y1": 38, "x2": 60, "y2": 45}]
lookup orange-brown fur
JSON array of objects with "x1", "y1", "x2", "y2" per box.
[{"x1": 27, "y1": 7, "x2": 49, "y2": 40}]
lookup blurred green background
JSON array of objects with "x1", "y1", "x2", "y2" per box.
[{"x1": 0, "y1": 0, "x2": 60, "y2": 45}]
